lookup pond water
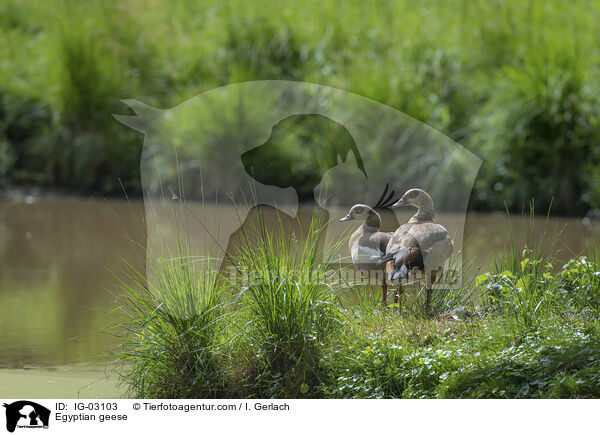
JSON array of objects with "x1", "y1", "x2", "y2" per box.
[{"x1": 0, "y1": 199, "x2": 598, "y2": 378}]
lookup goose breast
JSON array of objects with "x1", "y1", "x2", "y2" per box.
[{"x1": 350, "y1": 229, "x2": 392, "y2": 266}]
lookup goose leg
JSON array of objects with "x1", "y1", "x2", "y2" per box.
[
  {"x1": 381, "y1": 274, "x2": 388, "y2": 306},
  {"x1": 425, "y1": 270, "x2": 437, "y2": 315},
  {"x1": 395, "y1": 284, "x2": 404, "y2": 314},
  {"x1": 425, "y1": 286, "x2": 432, "y2": 315}
]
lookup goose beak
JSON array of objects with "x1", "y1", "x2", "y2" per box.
[
  {"x1": 339, "y1": 214, "x2": 353, "y2": 222},
  {"x1": 392, "y1": 197, "x2": 407, "y2": 208}
]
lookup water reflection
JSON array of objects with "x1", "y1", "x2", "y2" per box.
[
  {"x1": 0, "y1": 201, "x2": 145, "y2": 368},
  {"x1": 0, "y1": 200, "x2": 597, "y2": 368}
]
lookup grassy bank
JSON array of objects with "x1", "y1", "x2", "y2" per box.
[
  {"x1": 113, "y1": 209, "x2": 600, "y2": 399},
  {"x1": 2, "y1": 0, "x2": 600, "y2": 214}
]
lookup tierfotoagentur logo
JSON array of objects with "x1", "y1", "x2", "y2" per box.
[{"x1": 3, "y1": 401, "x2": 50, "y2": 433}]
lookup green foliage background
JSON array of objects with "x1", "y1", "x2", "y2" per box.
[{"x1": 1, "y1": 0, "x2": 599, "y2": 214}]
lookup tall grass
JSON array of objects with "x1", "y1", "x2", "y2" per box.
[
  {"x1": 476, "y1": 204, "x2": 566, "y2": 330},
  {"x1": 113, "y1": 201, "x2": 351, "y2": 398},
  {"x1": 231, "y1": 207, "x2": 344, "y2": 397},
  {"x1": 412, "y1": 255, "x2": 479, "y2": 318},
  {"x1": 113, "y1": 233, "x2": 226, "y2": 398}
]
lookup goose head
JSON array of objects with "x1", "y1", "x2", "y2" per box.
[
  {"x1": 339, "y1": 204, "x2": 380, "y2": 226},
  {"x1": 392, "y1": 188, "x2": 435, "y2": 221}
]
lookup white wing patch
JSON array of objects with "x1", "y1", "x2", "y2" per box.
[{"x1": 353, "y1": 245, "x2": 384, "y2": 264}]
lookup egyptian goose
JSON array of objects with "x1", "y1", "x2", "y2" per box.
[
  {"x1": 377, "y1": 188, "x2": 453, "y2": 313},
  {"x1": 339, "y1": 186, "x2": 398, "y2": 305}
]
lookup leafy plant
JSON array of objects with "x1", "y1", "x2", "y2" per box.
[{"x1": 557, "y1": 256, "x2": 600, "y2": 315}]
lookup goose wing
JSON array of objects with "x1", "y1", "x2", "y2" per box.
[
  {"x1": 378, "y1": 222, "x2": 453, "y2": 280},
  {"x1": 413, "y1": 223, "x2": 454, "y2": 272}
]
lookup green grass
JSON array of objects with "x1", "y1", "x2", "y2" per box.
[
  {"x1": 112, "y1": 233, "x2": 227, "y2": 398},
  {"x1": 113, "y1": 205, "x2": 600, "y2": 398},
  {"x1": 2, "y1": 0, "x2": 600, "y2": 213},
  {"x1": 224, "y1": 208, "x2": 345, "y2": 398},
  {"x1": 475, "y1": 203, "x2": 563, "y2": 330}
]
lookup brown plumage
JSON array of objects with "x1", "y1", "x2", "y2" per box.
[{"x1": 378, "y1": 188, "x2": 453, "y2": 313}]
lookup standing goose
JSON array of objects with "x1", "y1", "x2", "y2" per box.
[
  {"x1": 377, "y1": 188, "x2": 453, "y2": 313},
  {"x1": 339, "y1": 186, "x2": 398, "y2": 305}
]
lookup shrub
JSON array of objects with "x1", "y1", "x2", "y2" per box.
[
  {"x1": 222, "y1": 18, "x2": 307, "y2": 82},
  {"x1": 557, "y1": 256, "x2": 600, "y2": 315},
  {"x1": 0, "y1": 92, "x2": 51, "y2": 185},
  {"x1": 470, "y1": 42, "x2": 600, "y2": 214}
]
